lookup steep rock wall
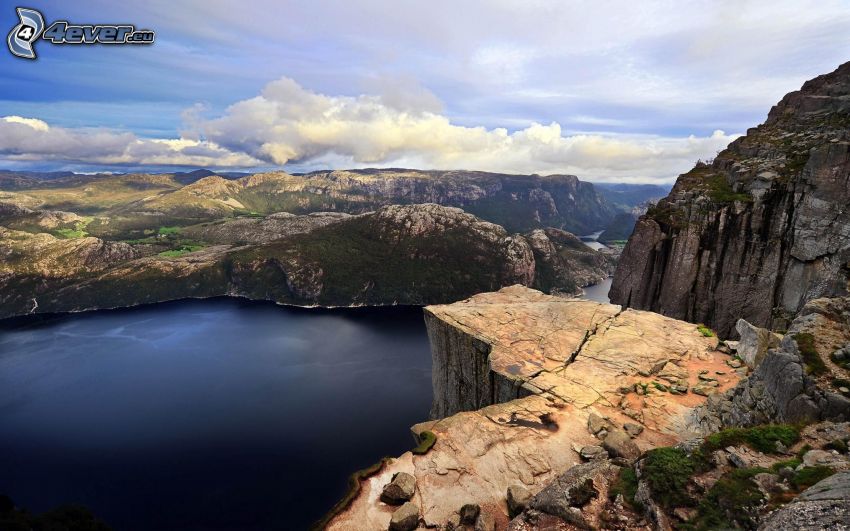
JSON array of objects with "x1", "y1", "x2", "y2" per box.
[{"x1": 610, "y1": 62, "x2": 850, "y2": 337}]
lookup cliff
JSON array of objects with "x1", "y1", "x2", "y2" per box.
[
  {"x1": 0, "y1": 204, "x2": 612, "y2": 319},
  {"x1": 610, "y1": 61, "x2": 850, "y2": 337},
  {"x1": 328, "y1": 285, "x2": 743, "y2": 529}
]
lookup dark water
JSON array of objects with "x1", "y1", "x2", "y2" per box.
[
  {"x1": 0, "y1": 299, "x2": 432, "y2": 530},
  {"x1": 581, "y1": 277, "x2": 612, "y2": 303}
]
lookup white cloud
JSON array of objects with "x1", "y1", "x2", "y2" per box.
[
  {"x1": 0, "y1": 77, "x2": 740, "y2": 182},
  {"x1": 0, "y1": 117, "x2": 262, "y2": 168},
  {"x1": 192, "y1": 77, "x2": 738, "y2": 182}
]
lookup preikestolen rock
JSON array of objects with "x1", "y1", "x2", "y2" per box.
[
  {"x1": 389, "y1": 502, "x2": 419, "y2": 531},
  {"x1": 381, "y1": 472, "x2": 416, "y2": 505},
  {"x1": 602, "y1": 429, "x2": 641, "y2": 462},
  {"x1": 507, "y1": 484, "x2": 532, "y2": 517},
  {"x1": 459, "y1": 503, "x2": 480, "y2": 525}
]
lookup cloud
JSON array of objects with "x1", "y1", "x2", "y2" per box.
[
  {"x1": 0, "y1": 116, "x2": 262, "y2": 168},
  {"x1": 0, "y1": 76, "x2": 739, "y2": 181},
  {"x1": 191, "y1": 77, "x2": 738, "y2": 182}
]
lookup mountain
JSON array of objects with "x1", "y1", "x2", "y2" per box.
[
  {"x1": 0, "y1": 168, "x2": 617, "y2": 235},
  {"x1": 592, "y1": 182, "x2": 671, "y2": 210},
  {"x1": 610, "y1": 61, "x2": 850, "y2": 337},
  {"x1": 0, "y1": 203, "x2": 613, "y2": 318}
]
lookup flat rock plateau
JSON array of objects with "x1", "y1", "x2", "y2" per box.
[{"x1": 327, "y1": 285, "x2": 741, "y2": 529}]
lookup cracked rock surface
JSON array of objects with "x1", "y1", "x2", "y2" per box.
[{"x1": 328, "y1": 285, "x2": 740, "y2": 529}]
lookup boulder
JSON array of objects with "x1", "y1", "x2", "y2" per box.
[
  {"x1": 623, "y1": 423, "x2": 644, "y2": 438},
  {"x1": 528, "y1": 460, "x2": 620, "y2": 529},
  {"x1": 602, "y1": 429, "x2": 641, "y2": 462},
  {"x1": 389, "y1": 502, "x2": 419, "y2": 531},
  {"x1": 758, "y1": 471, "x2": 850, "y2": 530},
  {"x1": 579, "y1": 445, "x2": 608, "y2": 461},
  {"x1": 587, "y1": 412, "x2": 609, "y2": 435},
  {"x1": 736, "y1": 319, "x2": 781, "y2": 368},
  {"x1": 381, "y1": 472, "x2": 416, "y2": 505},
  {"x1": 507, "y1": 484, "x2": 532, "y2": 518},
  {"x1": 459, "y1": 503, "x2": 480, "y2": 525}
]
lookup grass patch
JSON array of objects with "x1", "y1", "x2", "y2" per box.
[
  {"x1": 706, "y1": 174, "x2": 752, "y2": 203},
  {"x1": 824, "y1": 439, "x2": 848, "y2": 453},
  {"x1": 310, "y1": 457, "x2": 392, "y2": 531},
  {"x1": 791, "y1": 466, "x2": 834, "y2": 490},
  {"x1": 609, "y1": 466, "x2": 640, "y2": 509},
  {"x1": 53, "y1": 217, "x2": 94, "y2": 239},
  {"x1": 157, "y1": 226, "x2": 181, "y2": 235},
  {"x1": 642, "y1": 447, "x2": 708, "y2": 509},
  {"x1": 158, "y1": 244, "x2": 204, "y2": 258},
  {"x1": 685, "y1": 468, "x2": 766, "y2": 530},
  {"x1": 702, "y1": 425, "x2": 801, "y2": 454},
  {"x1": 794, "y1": 333, "x2": 828, "y2": 376},
  {"x1": 769, "y1": 458, "x2": 801, "y2": 472},
  {"x1": 412, "y1": 431, "x2": 436, "y2": 455},
  {"x1": 696, "y1": 324, "x2": 714, "y2": 338}
]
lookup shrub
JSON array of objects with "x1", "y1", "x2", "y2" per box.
[
  {"x1": 609, "y1": 467, "x2": 640, "y2": 509},
  {"x1": 824, "y1": 439, "x2": 848, "y2": 453},
  {"x1": 702, "y1": 425, "x2": 801, "y2": 454},
  {"x1": 686, "y1": 468, "x2": 766, "y2": 530},
  {"x1": 791, "y1": 466, "x2": 834, "y2": 490},
  {"x1": 642, "y1": 447, "x2": 707, "y2": 509},
  {"x1": 794, "y1": 333, "x2": 827, "y2": 376},
  {"x1": 696, "y1": 325, "x2": 714, "y2": 337},
  {"x1": 412, "y1": 430, "x2": 437, "y2": 455}
]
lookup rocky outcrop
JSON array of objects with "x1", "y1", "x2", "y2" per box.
[
  {"x1": 610, "y1": 62, "x2": 850, "y2": 337},
  {"x1": 425, "y1": 285, "x2": 736, "y2": 422},
  {"x1": 758, "y1": 471, "x2": 850, "y2": 530},
  {"x1": 736, "y1": 319, "x2": 783, "y2": 368},
  {"x1": 691, "y1": 296, "x2": 850, "y2": 432},
  {"x1": 328, "y1": 286, "x2": 742, "y2": 529},
  {"x1": 0, "y1": 204, "x2": 613, "y2": 318},
  {"x1": 134, "y1": 169, "x2": 616, "y2": 235}
]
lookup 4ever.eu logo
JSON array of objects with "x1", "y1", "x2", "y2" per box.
[{"x1": 7, "y1": 7, "x2": 154, "y2": 60}]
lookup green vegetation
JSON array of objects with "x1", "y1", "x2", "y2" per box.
[
  {"x1": 157, "y1": 226, "x2": 181, "y2": 235},
  {"x1": 310, "y1": 457, "x2": 393, "y2": 531},
  {"x1": 706, "y1": 174, "x2": 752, "y2": 203},
  {"x1": 642, "y1": 447, "x2": 708, "y2": 509},
  {"x1": 770, "y1": 458, "x2": 801, "y2": 472},
  {"x1": 158, "y1": 244, "x2": 204, "y2": 258},
  {"x1": 790, "y1": 466, "x2": 834, "y2": 490},
  {"x1": 685, "y1": 468, "x2": 765, "y2": 530},
  {"x1": 794, "y1": 333, "x2": 827, "y2": 376},
  {"x1": 696, "y1": 324, "x2": 714, "y2": 337},
  {"x1": 53, "y1": 217, "x2": 93, "y2": 239},
  {"x1": 412, "y1": 430, "x2": 437, "y2": 455},
  {"x1": 702, "y1": 425, "x2": 801, "y2": 454},
  {"x1": 824, "y1": 439, "x2": 848, "y2": 454},
  {"x1": 609, "y1": 466, "x2": 640, "y2": 509},
  {"x1": 830, "y1": 352, "x2": 850, "y2": 371}
]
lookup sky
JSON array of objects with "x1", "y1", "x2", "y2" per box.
[{"x1": 1, "y1": 0, "x2": 849, "y2": 183}]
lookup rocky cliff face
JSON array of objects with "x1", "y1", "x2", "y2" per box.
[
  {"x1": 692, "y1": 296, "x2": 850, "y2": 432},
  {"x1": 611, "y1": 62, "x2": 850, "y2": 337},
  {"x1": 0, "y1": 204, "x2": 611, "y2": 318},
  {"x1": 329, "y1": 285, "x2": 741, "y2": 529}
]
